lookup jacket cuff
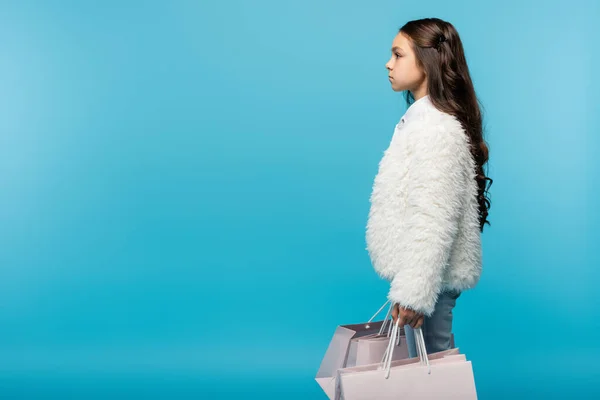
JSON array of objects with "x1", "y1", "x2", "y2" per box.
[{"x1": 387, "y1": 275, "x2": 440, "y2": 317}]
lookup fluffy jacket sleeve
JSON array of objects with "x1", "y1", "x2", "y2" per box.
[{"x1": 387, "y1": 122, "x2": 466, "y2": 316}]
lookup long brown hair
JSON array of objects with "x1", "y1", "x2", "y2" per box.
[{"x1": 400, "y1": 18, "x2": 493, "y2": 232}]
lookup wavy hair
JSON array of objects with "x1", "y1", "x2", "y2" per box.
[{"x1": 400, "y1": 18, "x2": 493, "y2": 232}]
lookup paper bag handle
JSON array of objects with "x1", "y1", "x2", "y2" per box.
[
  {"x1": 381, "y1": 320, "x2": 431, "y2": 379},
  {"x1": 365, "y1": 299, "x2": 394, "y2": 336}
]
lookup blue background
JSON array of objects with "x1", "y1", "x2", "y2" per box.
[{"x1": 1, "y1": 0, "x2": 599, "y2": 398}]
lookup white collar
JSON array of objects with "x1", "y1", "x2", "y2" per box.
[{"x1": 401, "y1": 95, "x2": 434, "y2": 123}]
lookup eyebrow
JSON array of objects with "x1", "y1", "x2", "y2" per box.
[{"x1": 391, "y1": 46, "x2": 404, "y2": 52}]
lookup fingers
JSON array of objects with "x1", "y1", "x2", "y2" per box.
[
  {"x1": 399, "y1": 308, "x2": 414, "y2": 327},
  {"x1": 391, "y1": 303, "x2": 399, "y2": 325},
  {"x1": 392, "y1": 305, "x2": 424, "y2": 328},
  {"x1": 408, "y1": 314, "x2": 418, "y2": 328},
  {"x1": 402, "y1": 308, "x2": 424, "y2": 329},
  {"x1": 413, "y1": 315, "x2": 424, "y2": 329}
]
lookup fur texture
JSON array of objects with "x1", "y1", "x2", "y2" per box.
[{"x1": 366, "y1": 96, "x2": 482, "y2": 316}]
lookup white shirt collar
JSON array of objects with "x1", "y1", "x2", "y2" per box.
[{"x1": 400, "y1": 95, "x2": 434, "y2": 124}]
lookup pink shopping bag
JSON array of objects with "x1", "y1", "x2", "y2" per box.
[
  {"x1": 316, "y1": 300, "x2": 410, "y2": 399},
  {"x1": 338, "y1": 322, "x2": 477, "y2": 400}
]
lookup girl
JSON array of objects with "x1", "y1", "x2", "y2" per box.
[{"x1": 366, "y1": 18, "x2": 492, "y2": 358}]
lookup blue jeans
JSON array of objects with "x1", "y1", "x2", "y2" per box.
[{"x1": 404, "y1": 289, "x2": 461, "y2": 358}]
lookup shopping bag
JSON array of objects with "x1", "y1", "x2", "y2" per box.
[
  {"x1": 346, "y1": 334, "x2": 408, "y2": 368},
  {"x1": 315, "y1": 300, "x2": 410, "y2": 399},
  {"x1": 338, "y1": 321, "x2": 478, "y2": 400}
]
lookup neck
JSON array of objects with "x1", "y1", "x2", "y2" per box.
[
  {"x1": 411, "y1": 88, "x2": 428, "y2": 101},
  {"x1": 411, "y1": 81, "x2": 428, "y2": 101}
]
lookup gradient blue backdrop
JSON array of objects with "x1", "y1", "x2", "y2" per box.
[{"x1": 0, "y1": 0, "x2": 598, "y2": 398}]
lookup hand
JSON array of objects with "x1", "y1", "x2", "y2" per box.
[{"x1": 392, "y1": 303, "x2": 424, "y2": 329}]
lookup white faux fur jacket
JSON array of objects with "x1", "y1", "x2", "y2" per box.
[{"x1": 366, "y1": 95, "x2": 482, "y2": 316}]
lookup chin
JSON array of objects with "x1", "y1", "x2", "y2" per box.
[{"x1": 390, "y1": 82, "x2": 405, "y2": 92}]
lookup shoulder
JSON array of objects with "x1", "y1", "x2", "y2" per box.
[
  {"x1": 420, "y1": 109, "x2": 466, "y2": 143},
  {"x1": 407, "y1": 109, "x2": 469, "y2": 154}
]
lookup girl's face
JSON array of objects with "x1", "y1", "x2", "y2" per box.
[{"x1": 385, "y1": 33, "x2": 427, "y2": 95}]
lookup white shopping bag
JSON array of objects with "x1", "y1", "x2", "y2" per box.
[
  {"x1": 315, "y1": 300, "x2": 410, "y2": 399},
  {"x1": 338, "y1": 321, "x2": 478, "y2": 400}
]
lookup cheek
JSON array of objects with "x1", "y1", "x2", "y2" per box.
[
  {"x1": 392, "y1": 60, "x2": 408, "y2": 78},
  {"x1": 409, "y1": 60, "x2": 425, "y2": 79},
  {"x1": 397, "y1": 62, "x2": 422, "y2": 81}
]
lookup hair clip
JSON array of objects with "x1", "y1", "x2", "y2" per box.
[{"x1": 434, "y1": 34, "x2": 446, "y2": 51}]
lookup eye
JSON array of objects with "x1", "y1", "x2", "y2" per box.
[{"x1": 395, "y1": 52, "x2": 402, "y2": 59}]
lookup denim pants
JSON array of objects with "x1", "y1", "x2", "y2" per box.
[{"x1": 403, "y1": 289, "x2": 461, "y2": 358}]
